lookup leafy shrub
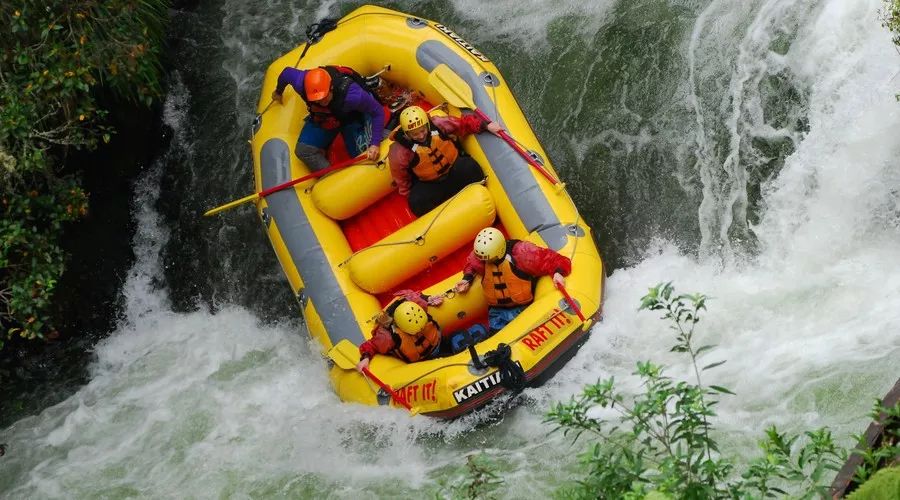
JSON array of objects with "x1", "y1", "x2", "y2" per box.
[
  {"x1": 0, "y1": 1, "x2": 169, "y2": 348},
  {"x1": 885, "y1": 0, "x2": 900, "y2": 47},
  {"x1": 1, "y1": 180, "x2": 87, "y2": 344},
  {"x1": 886, "y1": 0, "x2": 900, "y2": 100},
  {"x1": 436, "y1": 453, "x2": 503, "y2": 500},
  {"x1": 547, "y1": 283, "x2": 846, "y2": 498},
  {"x1": 850, "y1": 400, "x2": 900, "y2": 488}
]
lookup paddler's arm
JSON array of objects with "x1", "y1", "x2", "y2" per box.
[
  {"x1": 344, "y1": 83, "x2": 385, "y2": 160},
  {"x1": 271, "y1": 67, "x2": 305, "y2": 104},
  {"x1": 357, "y1": 325, "x2": 397, "y2": 372},
  {"x1": 454, "y1": 251, "x2": 484, "y2": 293},
  {"x1": 433, "y1": 114, "x2": 501, "y2": 137}
]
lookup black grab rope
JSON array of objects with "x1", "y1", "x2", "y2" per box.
[
  {"x1": 483, "y1": 343, "x2": 526, "y2": 393},
  {"x1": 295, "y1": 18, "x2": 338, "y2": 67}
]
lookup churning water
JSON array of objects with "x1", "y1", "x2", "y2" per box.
[{"x1": 2, "y1": 0, "x2": 899, "y2": 497}]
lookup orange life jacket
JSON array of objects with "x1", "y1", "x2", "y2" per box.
[
  {"x1": 393, "y1": 128, "x2": 460, "y2": 181},
  {"x1": 391, "y1": 320, "x2": 441, "y2": 362},
  {"x1": 482, "y1": 243, "x2": 536, "y2": 307}
]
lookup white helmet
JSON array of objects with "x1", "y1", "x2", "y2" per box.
[{"x1": 473, "y1": 227, "x2": 506, "y2": 261}]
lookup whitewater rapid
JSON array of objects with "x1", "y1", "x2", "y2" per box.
[{"x1": 2, "y1": 0, "x2": 899, "y2": 497}]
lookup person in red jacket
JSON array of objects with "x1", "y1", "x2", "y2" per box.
[
  {"x1": 356, "y1": 289, "x2": 445, "y2": 372},
  {"x1": 389, "y1": 105, "x2": 502, "y2": 216},
  {"x1": 454, "y1": 227, "x2": 571, "y2": 334}
]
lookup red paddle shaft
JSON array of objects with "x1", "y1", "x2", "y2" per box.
[
  {"x1": 556, "y1": 281, "x2": 586, "y2": 322},
  {"x1": 362, "y1": 367, "x2": 412, "y2": 410},
  {"x1": 258, "y1": 153, "x2": 367, "y2": 198},
  {"x1": 472, "y1": 109, "x2": 559, "y2": 185}
]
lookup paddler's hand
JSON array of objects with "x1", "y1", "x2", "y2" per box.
[
  {"x1": 374, "y1": 312, "x2": 393, "y2": 328},
  {"x1": 356, "y1": 356, "x2": 370, "y2": 373},
  {"x1": 454, "y1": 280, "x2": 470, "y2": 293},
  {"x1": 552, "y1": 272, "x2": 566, "y2": 288},
  {"x1": 485, "y1": 121, "x2": 502, "y2": 136},
  {"x1": 271, "y1": 90, "x2": 283, "y2": 104},
  {"x1": 365, "y1": 145, "x2": 380, "y2": 161},
  {"x1": 426, "y1": 294, "x2": 444, "y2": 306}
]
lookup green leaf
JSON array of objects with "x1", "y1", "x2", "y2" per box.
[
  {"x1": 708, "y1": 385, "x2": 735, "y2": 395},
  {"x1": 695, "y1": 344, "x2": 716, "y2": 355},
  {"x1": 702, "y1": 360, "x2": 726, "y2": 371}
]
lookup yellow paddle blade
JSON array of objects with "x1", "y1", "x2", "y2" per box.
[
  {"x1": 202, "y1": 192, "x2": 260, "y2": 217},
  {"x1": 428, "y1": 64, "x2": 476, "y2": 110},
  {"x1": 326, "y1": 339, "x2": 421, "y2": 416},
  {"x1": 327, "y1": 339, "x2": 360, "y2": 371}
]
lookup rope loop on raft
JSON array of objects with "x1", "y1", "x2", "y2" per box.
[
  {"x1": 305, "y1": 18, "x2": 338, "y2": 45},
  {"x1": 483, "y1": 343, "x2": 526, "y2": 393}
]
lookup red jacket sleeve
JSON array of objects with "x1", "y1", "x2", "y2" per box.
[
  {"x1": 359, "y1": 325, "x2": 398, "y2": 360},
  {"x1": 432, "y1": 114, "x2": 486, "y2": 137},
  {"x1": 462, "y1": 251, "x2": 485, "y2": 281},
  {"x1": 388, "y1": 142, "x2": 416, "y2": 196},
  {"x1": 510, "y1": 241, "x2": 571, "y2": 277}
]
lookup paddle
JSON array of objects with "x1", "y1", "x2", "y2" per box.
[
  {"x1": 203, "y1": 153, "x2": 367, "y2": 217},
  {"x1": 555, "y1": 280, "x2": 586, "y2": 322},
  {"x1": 428, "y1": 65, "x2": 561, "y2": 186},
  {"x1": 327, "y1": 339, "x2": 414, "y2": 412}
]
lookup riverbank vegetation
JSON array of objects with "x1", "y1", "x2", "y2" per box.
[
  {"x1": 546, "y1": 284, "x2": 847, "y2": 498},
  {"x1": 0, "y1": 1, "x2": 170, "y2": 351},
  {"x1": 887, "y1": 0, "x2": 900, "y2": 48},
  {"x1": 889, "y1": 0, "x2": 900, "y2": 101}
]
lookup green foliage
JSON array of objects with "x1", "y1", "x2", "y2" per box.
[
  {"x1": 741, "y1": 426, "x2": 845, "y2": 498},
  {"x1": 847, "y1": 466, "x2": 900, "y2": 500},
  {"x1": 436, "y1": 453, "x2": 503, "y2": 500},
  {"x1": 546, "y1": 283, "x2": 846, "y2": 498},
  {"x1": 851, "y1": 400, "x2": 900, "y2": 486},
  {"x1": 887, "y1": 0, "x2": 900, "y2": 100},
  {"x1": 885, "y1": 0, "x2": 900, "y2": 48},
  {"x1": 0, "y1": 1, "x2": 169, "y2": 349},
  {"x1": 1, "y1": 180, "x2": 87, "y2": 344}
]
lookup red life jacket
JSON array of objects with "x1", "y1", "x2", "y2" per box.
[
  {"x1": 392, "y1": 128, "x2": 460, "y2": 181},
  {"x1": 298, "y1": 66, "x2": 380, "y2": 130},
  {"x1": 481, "y1": 241, "x2": 536, "y2": 307}
]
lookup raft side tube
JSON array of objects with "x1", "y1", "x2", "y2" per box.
[{"x1": 347, "y1": 183, "x2": 496, "y2": 293}]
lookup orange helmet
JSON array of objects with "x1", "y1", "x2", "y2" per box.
[{"x1": 304, "y1": 68, "x2": 331, "y2": 101}]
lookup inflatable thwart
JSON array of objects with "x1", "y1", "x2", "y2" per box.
[{"x1": 250, "y1": 5, "x2": 605, "y2": 418}]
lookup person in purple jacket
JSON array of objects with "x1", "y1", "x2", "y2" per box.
[{"x1": 271, "y1": 66, "x2": 384, "y2": 170}]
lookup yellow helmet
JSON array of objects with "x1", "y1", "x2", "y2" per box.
[
  {"x1": 399, "y1": 106, "x2": 429, "y2": 132},
  {"x1": 393, "y1": 301, "x2": 427, "y2": 334},
  {"x1": 474, "y1": 227, "x2": 506, "y2": 261}
]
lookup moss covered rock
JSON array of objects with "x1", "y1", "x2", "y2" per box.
[{"x1": 847, "y1": 467, "x2": 900, "y2": 500}]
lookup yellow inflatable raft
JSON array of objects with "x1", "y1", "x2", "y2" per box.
[{"x1": 251, "y1": 5, "x2": 604, "y2": 418}]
